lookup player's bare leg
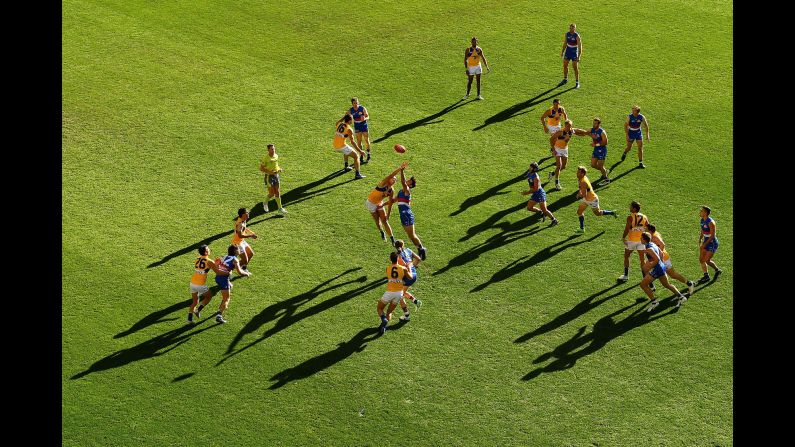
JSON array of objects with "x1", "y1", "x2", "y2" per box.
[
  {"x1": 476, "y1": 74, "x2": 482, "y2": 99},
  {"x1": 465, "y1": 75, "x2": 474, "y2": 98}
]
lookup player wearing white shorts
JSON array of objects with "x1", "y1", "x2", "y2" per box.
[
  {"x1": 574, "y1": 167, "x2": 616, "y2": 233},
  {"x1": 648, "y1": 223, "x2": 695, "y2": 303},
  {"x1": 231, "y1": 207, "x2": 257, "y2": 272},
  {"x1": 333, "y1": 114, "x2": 365, "y2": 179},
  {"x1": 548, "y1": 119, "x2": 589, "y2": 190},
  {"x1": 188, "y1": 244, "x2": 229, "y2": 324},
  {"x1": 377, "y1": 252, "x2": 414, "y2": 335},
  {"x1": 463, "y1": 37, "x2": 491, "y2": 100},
  {"x1": 618, "y1": 201, "x2": 649, "y2": 282},
  {"x1": 541, "y1": 99, "x2": 567, "y2": 139}
]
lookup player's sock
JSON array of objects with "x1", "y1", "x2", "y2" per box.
[
  {"x1": 380, "y1": 315, "x2": 388, "y2": 325},
  {"x1": 188, "y1": 312, "x2": 193, "y2": 322},
  {"x1": 602, "y1": 210, "x2": 615, "y2": 216},
  {"x1": 578, "y1": 215, "x2": 585, "y2": 230},
  {"x1": 390, "y1": 235, "x2": 396, "y2": 245},
  {"x1": 380, "y1": 230, "x2": 386, "y2": 241},
  {"x1": 197, "y1": 304, "x2": 204, "y2": 312},
  {"x1": 624, "y1": 267, "x2": 629, "y2": 276}
]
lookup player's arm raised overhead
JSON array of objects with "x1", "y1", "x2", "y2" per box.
[
  {"x1": 379, "y1": 162, "x2": 409, "y2": 187},
  {"x1": 549, "y1": 129, "x2": 563, "y2": 147},
  {"x1": 400, "y1": 169, "x2": 410, "y2": 194}
]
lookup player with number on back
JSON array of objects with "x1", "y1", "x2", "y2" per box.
[
  {"x1": 377, "y1": 251, "x2": 414, "y2": 335},
  {"x1": 188, "y1": 244, "x2": 230, "y2": 324},
  {"x1": 333, "y1": 113, "x2": 365, "y2": 179}
]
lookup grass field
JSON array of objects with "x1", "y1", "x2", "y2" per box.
[{"x1": 62, "y1": 1, "x2": 733, "y2": 445}]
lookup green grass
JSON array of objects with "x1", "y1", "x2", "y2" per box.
[{"x1": 63, "y1": 1, "x2": 733, "y2": 445}]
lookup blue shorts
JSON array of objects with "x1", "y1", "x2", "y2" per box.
[
  {"x1": 628, "y1": 129, "x2": 642, "y2": 141},
  {"x1": 354, "y1": 121, "x2": 369, "y2": 133},
  {"x1": 592, "y1": 146, "x2": 607, "y2": 160},
  {"x1": 649, "y1": 264, "x2": 666, "y2": 279},
  {"x1": 564, "y1": 47, "x2": 579, "y2": 61},
  {"x1": 399, "y1": 206, "x2": 415, "y2": 226},
  {"x1": 704, "y1": 238, "x2": 719, "y2": 253},
  {"x1": 403, "y1": 267, "x2": 418, "y2": 287},
  {"x1": 215, "y1": 275, "x2": 232, "y2": 290},
  {"x1": 530, "y1": 189, "x2": 546, "y2": 204}
]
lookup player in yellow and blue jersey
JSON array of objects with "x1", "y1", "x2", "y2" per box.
[
  {"x1": 697, "y1": 206, "x2": 722, "y2": 283},
  {"x1": 259, "y1": 144, "x2": 287, "y2": 215},
  {"x1": 618, "y1": 201, "x2": 650, "y2": 282},
  {"x1": 464, "y1": 37, "x2": 491, "y2": 100},
  {"x1": 540, "y1": 99, "x2": 568, "y2": 139},
  {"x1": 559, "y1": 24, "x2": 582, "y2": 89},
  {"x1": 231, "y1": 207, "x2": 257, "y2": 272},
  {"x1": 333, "y1": 114, "x2": 365, "y2": 179},
  {"x1": 574, "y1": 166, "x2": 616, "y2": 234},
  {"x1": 622, "y1": 105, "x2": 651, "y2": 168},
  {"x1": 377, "y1": 251, "x2": 414, "y2": 335},
  {"x1": 188, "y1": 244, "x2": 229, "y2": 324}
]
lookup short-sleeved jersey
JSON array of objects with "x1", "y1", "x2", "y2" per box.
[
  {"x1": 555, "y1": 129, "x2": 573, "y2": 148},
  {"x1": 261, "y1": 153, "x2": 280, "y2": 174},
  {"x1": 397, "y1": 248, "x2": 416, "y2": 268},
  {"x1": 466, "y1": 47, "x2": 482, "y2": 67},
  {"x1": 566, "y1": 32, "x2": 579, "y2": 47},
  {"x1": 644, "y1": 242, "x2": 665, "y2": 268},
  {"x1": 191, "y1": 255, "x2": 211, "y2": 285},
  {"x1": 652, "y1": 231, "x2": 671, "y2": 261},
  {"x1": 231, "y1": 217, "x2": 247, "y2": 245},
  {"x1": 333, "y1": 122, "x2": 353, "y2": 149},
  {"x1": 590, "y1": 127, "x2": 606, "y2": 146},
  {"x1": 350, "y1": 105, "x2": 367, "y2": 123},
  {"x1": 627, "y1": 212, "x2": 649, "y2": 242},
  {"x1": 396, "y1": 188, "x2": 411, "y2": 208},
  {"x1": 386, "y1": 263, "x2": 410, "y2": 292},
  {"x1": 580, "y1": 175, "x2": 597, "y2": 202},
  {"x1": 367, "y1": 185, "x2": 392, "y2": 206},
  {"x1": 220, "y1": 255, "x2": 238, "y2": 273},
  {"x1": 546, "y1": 106, "x2": 564, "y2": 126},
  {"x1": 700, "y1": 217, "x2": 716, "y2": 236},
  {"x1": 628, "y1": 113, "x2": 645, "y2": 131}
]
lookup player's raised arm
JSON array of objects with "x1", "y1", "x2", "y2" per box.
[
  {"x1": 549, "y1": 129, "x2": 562, "y2": 147},
  {"x1": 380, "y1": 162, "x2": 409, "y2": 186},
  {"x1": 573, "y1": 127, "x2": 590, "y2": 136},
  {"x1": 400, "y1": 169, "x2": 410, "y2": 194}
]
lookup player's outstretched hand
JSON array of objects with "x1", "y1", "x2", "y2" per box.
[{"x1": 400, "y1": 161, "x2": 409, "y2": 169}]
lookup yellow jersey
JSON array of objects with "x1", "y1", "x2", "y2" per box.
[
  {"x1": 554, "y1": 129, "x2": 572, "y2": 149},
  {"x1": 652, "y1": 231, "x2": 671, "y2": 261},
  {"x1": 191, "y1": 255, "x2": 211, "y2": 286},
  {"x1": 580, "y1": 176, "x2": 597, "y2": 202},
  {"x1": 333, "y1": 122, "x2": 353, "y2": 149},
  {"x1": 231, "y1": 216, "x2": 247, "y2": 245},
  {"x1": 367, "y1": 185, "x2": 392, "y2": 206},
  {"x1": 546, "y1": 106, "x2": 563, "y2": 126},
  {"x1": 466, "y1": 46, "x2": 482, "y2": 67},
  {"x1": 261, "y1": 153, "x2": 281, "y2": 174},
  {"x1": 627, "y1": 212, "x2": 649, "y2": 242},
  {"x1": 386, "y1": 263, "x2": 409, "y2": 292}
]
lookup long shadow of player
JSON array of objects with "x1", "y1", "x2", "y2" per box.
[
  {"x1": 592, "y1": 165, "x2": 642, "y2": 192},
  {"x1": 449, "y1": 172, "x2": 527, "y2": 217},
  {"x1": 522, "y1": 298, "x2": 678, "y2": 381},
  {"x1": 472, "y1": 85, "x2": 576, "y2": 131},
  {"x1": 147, "y1": 171, "x2": 351, "y2": 269},
  {"x1": 372, "y1": 99, "x2": 474, "y2": 144},
  {"x1": 217, "y1": 277, "x2": 386, "y2": 366},
  {"x1": 268, "y1": 320, "x2": 408, "y2": 390},
  {"x1": 514, "y1": 282, "x2": 635, "y2": 343},
  {"x1": 470, "y1": 231, "x2": 605, "y2": 292},
  {"x1": 71, "y1": 318, "x2": 220, "y2": 380},
  {"x1": 114, "y1": 277, "x2": 241, "y2": 338},
  {"x1": 223, "y1": 268, "x2": 365, "y2": 355}
]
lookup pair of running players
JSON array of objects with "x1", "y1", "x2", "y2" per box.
[
  {"x1": 188, "y1": 243, "x2": 251, "y2": 325},
  {"x1": 377, "y1": 240, "x2": 423, "y2": 335}
]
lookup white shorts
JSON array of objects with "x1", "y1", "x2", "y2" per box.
[
  {"x1": 582, "y1": 198, "x2": 600, "y2": 209},
  {"x1": 624, "y1": 240, "x2": 646, "y2": 251},
  {"x1": 467, "y1": 65, "x2": 482, "y2": 75},
  {"x1": 554, "y1": 147, "x2": 569, "y2": 157},
  {"x1": 380, "y1": 291, "x2": 404, "y2": 304},
  {"x1": 365, "y1": 199, "x2": 382, "y2": 214},
  {"x1": 334, "y1": 144, "x2": 355, "y2": 156},
  {"x1": 547, "y1": 124, "x2": 561, "y2": 135},
  {"x1": 190, "y1": 282, "x2": 209, "y2": 295},
  {"x1": 235, "y1": 240, "x2": 250, "y2": 254}
]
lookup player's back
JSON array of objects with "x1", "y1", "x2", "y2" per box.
[{"x1": 385, "y1": 263, "x2": 407, "y2": 291}]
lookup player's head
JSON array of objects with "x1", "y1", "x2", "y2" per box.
[
  {"x1": 576, "y1": 166, "x2": 587, "y2": 178},
  {"x1": 351, "y1": 97, "x2": 359, "y2": 106},
  {"x1": 267, "y1": 143, "x2": 275, "y2": 154},
  {"x1": 343, "y1": 113, "x2": 353, "y2": 123},
  {"x1": 409, "y1": 176, "x2": 417, "y2": 188},
  {"x1": 394, "y1": 239, "x2": 405, "y2": 250},
  {"x1": 641, "y1": 232, "x2": 652, "y2": 244},
  {"x1": 630, "y1": 201, "x2": 641, "y2": 213},
  {"x1": 529, "y1": 162, "x2": 539, "y2": 173},
  {"x1": 700, "y1": 206, "x2": 711, "y2": 218},
  {"x1": 471, "y1": 36, "x2": 478, "y2": 46},
  {"x1": 647, "y1": 223, "x2": 657, "y2": 234},
  {"x1": 390, "y1": 252, "x2": 399, "y2": 263},
  {"x1": 228, "y1": 244, "x2": 239, "y2": 256},
  {"x1": 198, "y1": 244, "x2": 209, "y2": 256},
  {"x1": 632, "y1": 105, "x2": 641, "y2": 114},
  {"x1": 237, "y1": 207, "x2": 249, "y2": 220},
  {"x1": 593, "y1": 117, "x2": 601, "y2": 127},
  {"x1": 564, "y1": 119, "x2": 573, "y2": 128},
  {"x1": 553, "y1": 98, "x2": 560, "y2": 106},
  {"x1": 569, "y1": 23, "x2": 576, "y2": 32}
]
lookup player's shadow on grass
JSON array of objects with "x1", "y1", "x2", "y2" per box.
[
  {"x1": 470, "y1": 231, "x2": 605, "y2": 292},
  {"x1": 522, "y1": 298, "x2": 678, "y2": 381},
  {"x1": 268, "y1": 320, "x2": 408, "y2": 389},
  {"x1": 71, "y1": 317, "x2": 220, "y2": 380},
  {"x1": 593, "y1": 165, "x2": 642, "y2": 191},
  {"x1": 472, "y1": 85, "x2": 576, "y2": 131},
  {"x1": 217, "y1": 276, "x2": 386, "y2": 366},
  {"x1": 372, "y1": 99, "x2": 474, "y2": 144},
  {"x1": 114, "y1": 277, "x2": 241, "y2": 338},
  {"x1": 514, "y1": 282, "x2": 635, "y2": 343},
  {"x1": 146, "y1": 171, "x2": 351, "y2": 269},
  {"x1": 450, "y1": 172, "x2": 527, "y2": 218}
]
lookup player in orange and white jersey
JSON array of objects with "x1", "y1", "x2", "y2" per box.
[
  {"x1": 574, "y1": 167, "x2": 616, "y2": 234},
  {"x1": 333, "y1": 113, "x2": 365, "y2": 179},
  {"x1": 231, "y1": 207, "x2": 257, "y2": 272},
  {"x1": 618, "y1": 201, "x2": 649, "y2": 282},
  {"x1": 377, "y1": 251, "x2": 414, "y2": 335},
  {"x1": 188, "y1": 244, "x2": 229, "y2": 324},
  {"x1": 464, "y1": 37, "x2": 491, "y2": 100},
  {"x1": 365, "y1": 162, "x2": 409, "y2": 244}
]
